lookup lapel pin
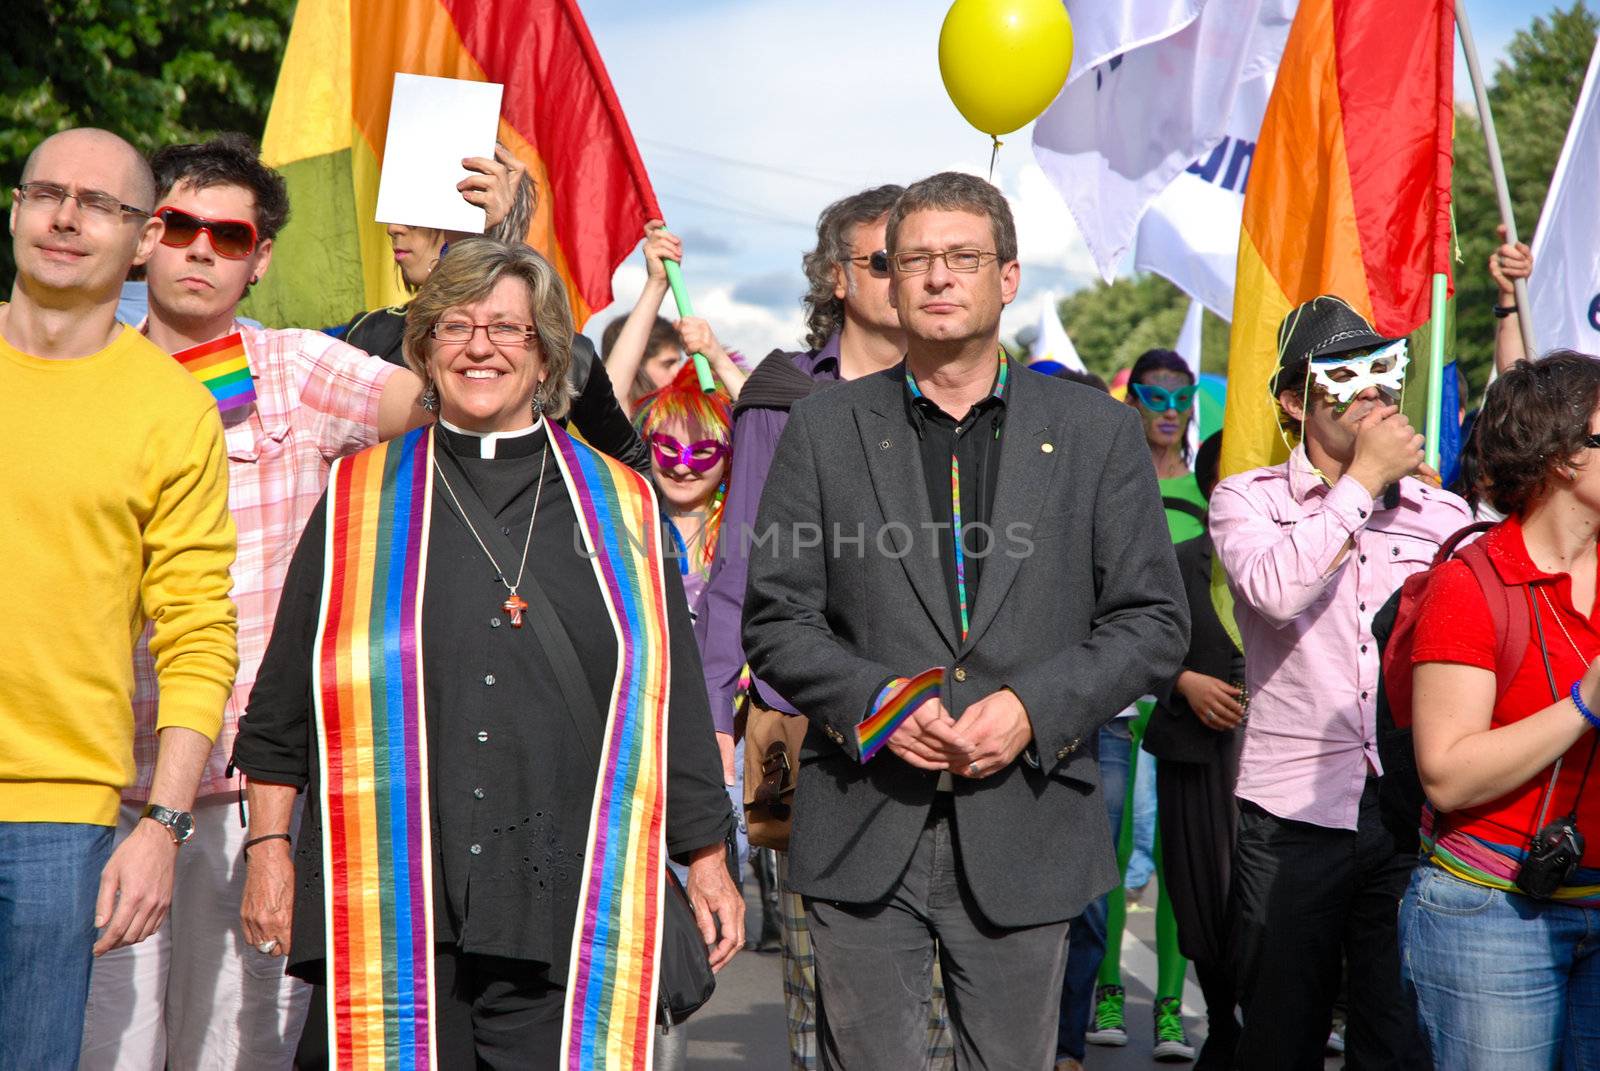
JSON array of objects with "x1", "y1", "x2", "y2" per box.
[
  {"x1": 880, "y1": 439, "x2": 892, "y2": 449},
  {"x1": 1041, "y1": 442, "x2": 1054, "y2": 454}
]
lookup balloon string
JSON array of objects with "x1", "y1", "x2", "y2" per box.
[{"x1": 988, "y1": 135, "x2": 1003, "y2": 182}]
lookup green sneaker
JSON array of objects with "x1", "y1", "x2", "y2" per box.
[
  {"x1": 1085, "y1": 984, "x2": 1127, "y2": 1046},
  {"x1": 1152, "y1": 997, "x2": 1196, "y2": 1061}
]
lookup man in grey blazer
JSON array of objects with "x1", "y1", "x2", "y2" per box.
[{"x1": 742, "y1": 171, "x2": 1190, "y2": 1070}]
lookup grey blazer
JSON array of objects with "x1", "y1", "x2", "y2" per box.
[{"x1": 741, "y1": 363, "x2": 1190, "y2": 926}]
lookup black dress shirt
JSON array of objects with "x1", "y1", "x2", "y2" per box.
[
  {"x1": 903, "y1": 361, "x2": 1009, "y2": 637},
  {"x1": 233, "y1": 424, "x2": 729, "y2": 982}
]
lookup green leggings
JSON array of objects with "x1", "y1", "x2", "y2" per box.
[{"x1": 1097, "y1": 706, "x2": 1187, "y2": 1002}]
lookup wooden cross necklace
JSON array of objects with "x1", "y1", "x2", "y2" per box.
[{"x1": 432, "y1": 439, "x2": 549, "y2": 628}]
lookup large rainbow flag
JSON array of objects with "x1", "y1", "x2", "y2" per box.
[
  {"x1": 1219, "y1": 0, "x2": 1454, "y2": 480},
  {"x1": 243, "y1": 0, "x2": 658, "y2": 332}
]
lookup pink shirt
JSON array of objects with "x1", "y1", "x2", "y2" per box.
[
  {"x1": 1210, "y1": 446, "x2": 1469, "y2": 830},
  {"x1": 127, "y1": 325, "x2": 397, "y2": 800}
]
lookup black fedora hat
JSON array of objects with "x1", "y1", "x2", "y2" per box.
[{"x1": 1276, "y1": 295, "x2": 1395, "y2": 368}]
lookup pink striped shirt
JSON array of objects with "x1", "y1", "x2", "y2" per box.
[{"x1": 126, "y1": 324, "x2": 397, "y2": 801}]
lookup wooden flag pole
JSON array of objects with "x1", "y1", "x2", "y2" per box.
[{"x1": 1456, "y1": 0, "x2": 1537, "y2": 358}]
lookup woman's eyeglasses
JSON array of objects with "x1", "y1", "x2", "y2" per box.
[
  {"x1": 428, "y1": 321, "x2": 537, "y2": 347},
  {"x1": 649, "y1": 433, "x2": 729, "y2": 474},
  {"x1": 155, "y1": 207, "x2": 260, "y2": 259},
  {"x1": 1131, "y1": 383, "x2": 1197, "y2": 414}
]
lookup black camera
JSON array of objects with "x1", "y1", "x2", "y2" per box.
[{"x1": 1514, "y1": 818, "x2": 1586, "y2": 900}]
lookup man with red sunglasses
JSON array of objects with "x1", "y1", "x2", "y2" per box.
[{"x1": 77, "y1": 133, "x2": 432, "y2": 1071}]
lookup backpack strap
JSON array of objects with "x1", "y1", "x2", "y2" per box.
[
  {"x1": 1161, "y1": 496, "x2": 1208, "y2": 526},
  {"x1": 1455, "y1": 537, "x2": 1530, "y2": 700}
]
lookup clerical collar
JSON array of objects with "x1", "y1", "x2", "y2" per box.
[{"x1": 438, "y1": 417, "x2": 546, "y2": 459}]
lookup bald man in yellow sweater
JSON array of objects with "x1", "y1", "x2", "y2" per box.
[{"x1": 0, "y1": 128, "x2": 238, "y2": 1070}]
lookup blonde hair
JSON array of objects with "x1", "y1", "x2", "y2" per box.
[{"x1": 403, "y1": 237, "x2": 574, "y2": 420}]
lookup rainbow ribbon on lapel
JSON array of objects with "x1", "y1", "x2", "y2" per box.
[
  {"x1": 313, "y1": 425, "x2": 436, "y2": 1070},
  {"x1": 172, "y1": 331, "x2": 257, "y2": 412},
  {"x1": 549, "y1": 423, "x2": 670, "y2": 1070},
  {"x1": 856, "y1": 666, "x2": 944, "y2": 762}
]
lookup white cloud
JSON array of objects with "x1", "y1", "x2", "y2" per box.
[{"x1": 585, "y1": 262, "x2": 807, "y2": 366}]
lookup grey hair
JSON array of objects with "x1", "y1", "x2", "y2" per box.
[
  {"x1": 402, "y1": 237, "x2": 575, "y2": 420},
  {"x1": 800, "y1": 184, "x2": 905, "y2": 351},
  {"x1": 886, "y1": 172, "x2": 1017, "y2": 264}
]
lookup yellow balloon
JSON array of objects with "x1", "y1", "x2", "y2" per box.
[{"x1": 939, "y1": 0, "x2": 1075, "y2": 136}]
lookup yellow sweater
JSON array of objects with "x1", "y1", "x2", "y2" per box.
[{"x1": 0, "y1": 325, "x2": 238, "y2": 825}]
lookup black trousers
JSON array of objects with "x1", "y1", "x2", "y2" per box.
[
  {"x1": 295, "y1": 951, "x2": 564, "y2": 1070},
  {"x1": 1228, "y1": 778, "x2": 1430, "y2": 1071},
  {"x1": 1157, "y1": 741, "x2": 1243, "y2": 1069}
]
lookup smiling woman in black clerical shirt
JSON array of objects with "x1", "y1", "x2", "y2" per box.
[{"x1": 232, "y1": 238, "x2": 738, "y2": 1069}]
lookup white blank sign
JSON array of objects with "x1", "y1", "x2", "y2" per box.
[{"x1": 374, "y1": 73, "x2": 504, "y2": 233}]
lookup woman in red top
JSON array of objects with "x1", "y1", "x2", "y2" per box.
[{"x1": 1403, "y1": 352, "x2": 1600, "y2": 1068}]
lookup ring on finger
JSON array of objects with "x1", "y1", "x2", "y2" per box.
[
  {"x1": 256, "y1": 938, "x2": 278, "y2": 954},
  {"x1": 967, "y1": 762, "x2": 982, "y2": 777}
]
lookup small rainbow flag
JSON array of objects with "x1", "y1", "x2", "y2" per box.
[
  {"x1": 856, "y1": 666, "x2": 944, "y2": 763},
  {"x1": 172, "y1": 332, "x2": 256, "y2": 413}
]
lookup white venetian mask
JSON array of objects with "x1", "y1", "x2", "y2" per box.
[{"x1": 1310, "y1": 339, "x2": 1409, "y2": 407}]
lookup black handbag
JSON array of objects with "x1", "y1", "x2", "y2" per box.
[{"x1": 512, "y1": 565, "x2": 716, "y2": 1026}]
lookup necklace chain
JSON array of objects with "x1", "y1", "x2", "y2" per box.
[
  {"x1": 1539, "y1": 588, "x2": 1593, "y2": 665},
  {"x1": 432, "y1": 439, "x2": 549, "y2": 599}
]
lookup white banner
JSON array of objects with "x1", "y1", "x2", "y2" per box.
[
  {"x1": 1134, "y1": 73, "x2": 1275, "y2": 318},
  {"x1": 1063, "y1": 0, "x2": 1203, "y2": 83},
  {"x1": 1034, "y1": 0, "x2": 1294, "y2": 282},
  {"x1": 1529, "y1": 33, "x2": 1600, "y2": 355}
]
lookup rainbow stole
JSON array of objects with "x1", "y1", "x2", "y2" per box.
[
  {"x1": 548, "y1": 423, "x2": 670, "y2": 1070},
  {"x1": 311, "y1": 424, "x2": 670, "y2": 1070},
  {"x1": 313, "y1": 425, "x2": 436, "y2": 1070}
]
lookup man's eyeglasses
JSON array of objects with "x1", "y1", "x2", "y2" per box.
[
  {"x1": 1585, "y1": 434, "x2": 1600, "y2": 449},
  {"x1": 1131, "y1": 383, "x2": 1198, "y2": 414},
  {"x1": 429, "y1": 321, "x2": 538, "y2": 347},
  {"x1": 649, "y1": 432, "x2": 730, "y2": 474},
  {"x1": 155, "y1": 207, "x2": 260, "y2": 260},
  {"x1": 15, "y1": 182, "x2": 150, "y2": 220},
  {"x1": 845, "y1": 250, "x2": 890, "y2": 274},
  {"x1": 890, "y1": 248, "x2": 998, "y2": 274}
]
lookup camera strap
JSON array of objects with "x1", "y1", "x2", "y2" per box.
[{"x1": 1532, "y1": 589, "x2": 1600, "y2": 826}]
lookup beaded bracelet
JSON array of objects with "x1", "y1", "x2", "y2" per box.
[{"x1": 1570, "y1": 681, "x2": 1600, "y2": 730}]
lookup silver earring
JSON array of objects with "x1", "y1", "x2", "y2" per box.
[
  {"x1": 531, "y1": 381, "x2": 546, "y2": 417},
  {"x1": 420, "y1": 382, "x2": 439, "y2": 412}
]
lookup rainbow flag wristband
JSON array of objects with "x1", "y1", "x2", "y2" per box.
[{"x1": 856, "y1": 666, "x2": 944, "y2": 763}]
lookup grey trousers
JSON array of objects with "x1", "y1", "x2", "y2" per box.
[{"x1": 805, "y1": 797, "x2": 1071, "y2": 1071}]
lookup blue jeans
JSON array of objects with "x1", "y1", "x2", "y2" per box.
[
  {"x1": 1126, "y1": 737, "x2": 1158, "y2": 889},
  {"x1": 1058, "y1": 720, "x2": 1132, "y2": 1059},
  {"x1": 1401, "y1": 864, "x2": 1600, "y2": 1069},
  {"x1": 0, "y1": 822, "x2": 114, "y2": 1071}
]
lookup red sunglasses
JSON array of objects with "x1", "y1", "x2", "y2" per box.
[
  {"x1": 649, "y1": 433, "x2": 729, "y2": 474},
  {"x1": 155, "y1": 206, "x2": 260, "y2": 260}
]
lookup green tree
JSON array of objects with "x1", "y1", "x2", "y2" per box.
[
  {"x1": 0, "y1": 0, "x2": 295, "y2": 292},
  {"x1": 1038, "y1": 274, "x2": 1230, "y2": 382},
  {"x1": 1451, "y1": 1, "x2": 1596, "y2": 392}
]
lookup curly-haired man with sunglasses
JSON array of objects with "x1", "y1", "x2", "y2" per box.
[
  {"x1": 77, "y1": 133, "x2": 433, "y2": 1071},
  {"x1": 0, "y1": 128, "x2": 240, "y2": 1071}
]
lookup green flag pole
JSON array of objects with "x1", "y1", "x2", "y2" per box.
[
  {"x1": 661, "y1": 259, "x2": 716, "y2": 392},
  {"x1": 1424, "y1": 272, "x2": 1448, "y2": 470}
]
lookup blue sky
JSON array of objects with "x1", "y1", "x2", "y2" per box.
[{"x1": 580, "y1": 0, "x2": 1582, "y2": 357}]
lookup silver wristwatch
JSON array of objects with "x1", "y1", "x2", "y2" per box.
[{"x1": 141, "y1": 803, "x2": 196, "y2": 845}]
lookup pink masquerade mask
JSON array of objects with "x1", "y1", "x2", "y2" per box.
[{"x1": 649, "y1": 432, "x2": 729, "y2": 474}]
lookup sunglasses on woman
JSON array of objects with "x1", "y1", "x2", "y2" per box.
[
  {"x1": 649, "y1": 433, "x2": 729, "y2": 474},
  {"x1": 1131, "y1": 383, "x2": 1197, "y2": 414},
  {"x1": 155, "y1": 206, "x2": 260, "y2": 259}
]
